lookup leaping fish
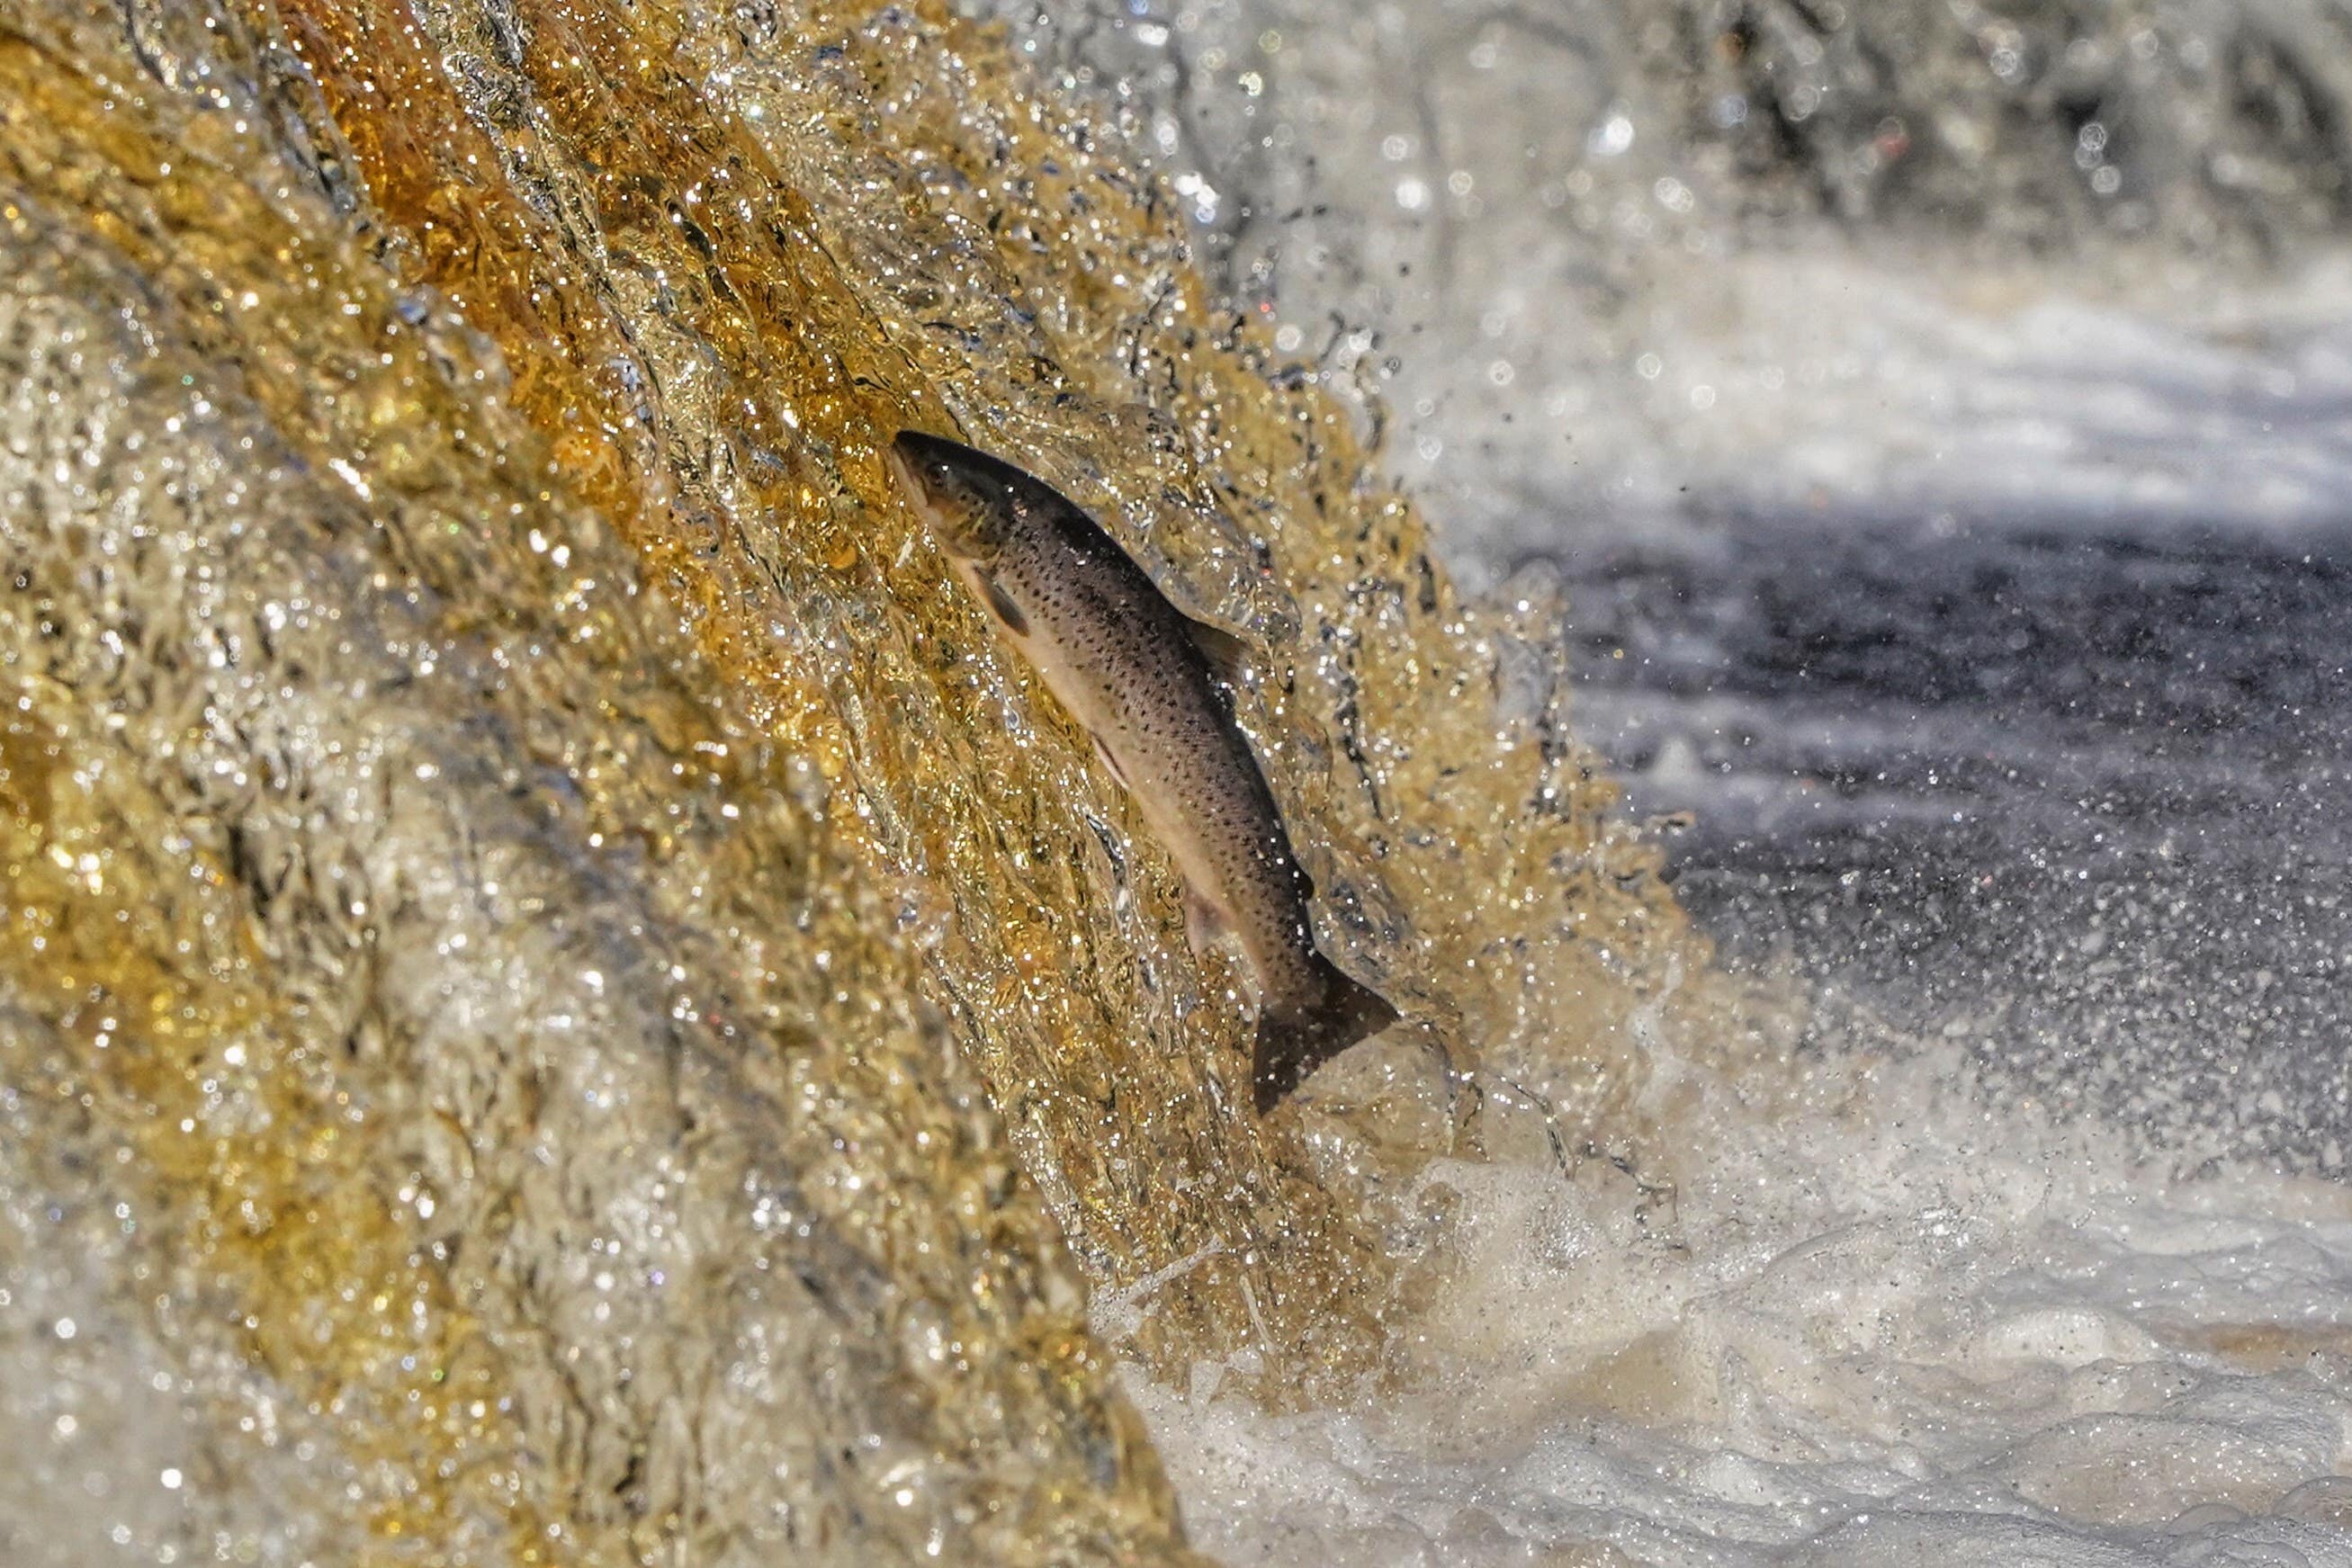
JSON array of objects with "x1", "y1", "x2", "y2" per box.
[{"x1": 884, "y1": 429, "x2": 1398, "y2": 1112}]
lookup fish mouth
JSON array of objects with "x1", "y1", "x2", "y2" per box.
[
  {"x1": 892, "y1": 427, "x2": 958, "y2": 463},
  {"x1": 881, "y1": 432, "x2": 932, "y2": 505},
  {"x1": 885, "y1": 428, "x2": 974, "y2": 519},
  {"x1": 886, "y1": 429, "x2": 992, "y2": 558},
  {"x1": 883, "y1": 435, "x2": 958, "y2": 547},
  {"x1": 888, "y1": 429, "x2": 973, "y2": 494}
]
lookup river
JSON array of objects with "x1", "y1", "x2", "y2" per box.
[
  {"x1": 3, "y1": 0, "x2": 2349, "y2": 1564},
  {"x1": 995, "y1": 3, "x2": 2352, "y2": 1564}
]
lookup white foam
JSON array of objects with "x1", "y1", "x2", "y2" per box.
[
  {"x1": 1127, "y1": 1045, "x2": 2352, "y2": 1565},
  {"x1": 1395, "y1": 246, "x2": 2352, "y2": 573}
]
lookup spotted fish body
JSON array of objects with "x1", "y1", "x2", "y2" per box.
[{"x1": 885, "y1": 429, "x2": 1397, "y2": 1111}]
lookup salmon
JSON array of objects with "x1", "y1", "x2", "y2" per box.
[{"x1": 885, "y1": 429, "x2": 1397, "y2": 1110}]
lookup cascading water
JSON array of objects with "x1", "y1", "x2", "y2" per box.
[
  {"x1": 0, "y1": 0, "x2": 1726, "y2": 1561},
  {"x1": 984, "y1": 3, "x2": 2352, "y2": 1564},
  {"x1": 3, "y1": 0, "x2": 2348, "y2": 1564}
]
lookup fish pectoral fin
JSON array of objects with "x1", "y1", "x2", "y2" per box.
[
  {"x1": 977, "y1": 570, "x2": 1030, "y2": 637},
  {"x1": 1087, "y1": 729, "x2": 1131, "y2": 789},
  {"x1": 1182, "y1": 617, "x2": 1253, "y2": 690},
  {"x1": 1181, "y1": 889, "x2": 1233, "y2": 957}
]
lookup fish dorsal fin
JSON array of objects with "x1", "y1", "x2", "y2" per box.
[{"x1": 1184, "y1": 617, "x2": 1253, "y2": 689}]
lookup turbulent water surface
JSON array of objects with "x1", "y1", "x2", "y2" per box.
[
  {"x1": 0, "y1": 0, "x2": 1711, "y2": 1562},
  {"x1": 4, "y1": 0, "x2": 2351, "y2": 1564},
  {"x1": 994, "y1": 3, "x2": 2352, "y2": 1565}
]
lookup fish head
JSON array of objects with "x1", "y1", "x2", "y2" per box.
[{"x1": 885, "y1": 430, "x2": 1032, "y2": 564}]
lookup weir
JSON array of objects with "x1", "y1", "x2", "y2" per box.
[{"x1": 0, "y1": 1, "x2": 1740, "y2": 1560}]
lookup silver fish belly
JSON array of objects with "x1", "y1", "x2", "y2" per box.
[{"x1": 885, "y1": 429, "x2": 1396, "y2": 1111}]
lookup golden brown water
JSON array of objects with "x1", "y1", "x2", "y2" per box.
[{"x1": 0, "y1": 0, "x2": 1766, "y2": 1559}]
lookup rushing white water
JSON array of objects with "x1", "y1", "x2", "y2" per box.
[
  {"x1": 1032, "y1": 2, "x2": 2352, "y2": 1561},
  {"x1": 1433, "y1": 245, "x2": 2352, "y2": 560},
  {"x1": 4, "y1": 0, "x2": 2340, "y2": 1557},
  {"x1": 1131, "y1": 1045, "x2": 2352, "y2": 1564}
]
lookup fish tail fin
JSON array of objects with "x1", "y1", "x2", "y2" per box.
[{"x1": 1252, "y1": 956, "x2": 1399, "y2": 1114}]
